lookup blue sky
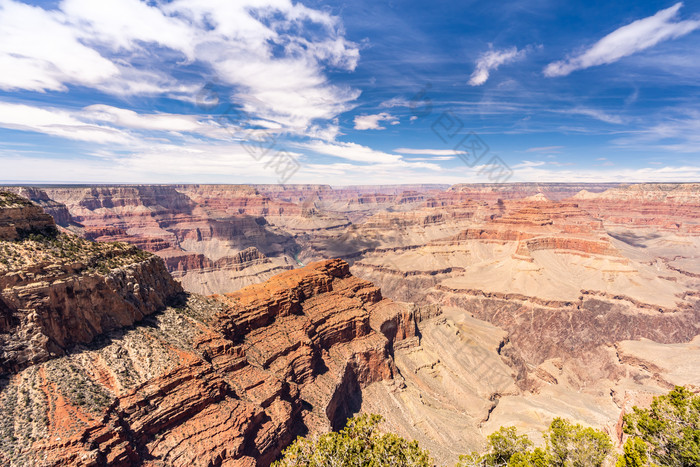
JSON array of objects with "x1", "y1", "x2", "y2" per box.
[{"x1": 0, "y1": 0, "x2": 699, "y2": 184}]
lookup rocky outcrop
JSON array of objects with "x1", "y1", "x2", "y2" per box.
[
  {"x1": 2, "y1": 254, "x2": 423, "y2": 466},
  {"x1": 0, "y1": 194, "x2": 182, "y2": 373},
  {"x1": 0, "y1": 255, "x2": 181, "y2": 373},
  {"x1": 517, "y1": 237, "x2": 622, "y2": 258},
  {"x1": 33, "y1": 185, "x2": 302, "y2": 295},
  {"x1": 0, "y1": 192, "x2": 57, "y2": 241},
  {"x1": 572, "y1": 184, "x2": 700, "y2": 233},
  {"x1": 448, "y1": 182, "x2": 622, "y2": 201},
  {"x1": 446, "y1": 201, "x2": 620, "y2": 259},
  {"x1": 164, "y1": 246, "x2": 271, "y2": 274},
  {"x1": 4, "y1": 187, "x2": 74, "y2": 227}
]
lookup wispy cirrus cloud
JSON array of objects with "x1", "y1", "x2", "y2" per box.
[
  {"x1": 526, "y1": 146, "x2": 564, "y2": 153},
  {"x1": 394, "y1": 148, "x2": 464, "y2": 156},
  {"x1": 0, "y1": 101, "x2": 241, "y2": 144},
  {"x1": 404, "y1": 156, "x2": 455, "y2": 161},
  {"x1": 613, "y1": 110, "x2": 700, "y2": 152},
  {"x1": 544, "y1": 2, "x2": 700, "y2": 77},
  {"x1": 566, "y1": 107, "x2": 624, "y2": 124},
  {"x1": 468, "y1": 46, "x2": 527, "y2": 86},
  {"x1": 299, "y1": 140, "x2": 403, "y2": 164},
  {"x1": 0, "y1": 102, "x2": 133, "y2": 144}
]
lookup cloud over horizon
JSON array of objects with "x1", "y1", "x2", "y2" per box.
[{"x1": 0, "y1": 0, "x2": 698, "y2": 185}]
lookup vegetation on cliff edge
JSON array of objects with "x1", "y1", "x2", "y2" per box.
[
  {"x1": 617, "y1": 386, "x2": 700, "y2": 467},
  {"x1": 275, "y1": 387, "x2": 699, "y2": 466},
  {"x1": 273, "y1": 413, "x2": 433, "y2": 466}
]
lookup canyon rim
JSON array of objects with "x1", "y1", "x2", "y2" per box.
[{"x1": 2, "y1": 0, "x2": 700, "y2": 465}]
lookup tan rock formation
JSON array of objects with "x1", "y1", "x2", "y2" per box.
[{"x1": 0, "y1": 192, "x2": 57, "y2": 241}]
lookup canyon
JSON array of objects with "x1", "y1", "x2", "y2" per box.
[{"x1": 1, "y1": 183, "x2": 699, "y2": 465}]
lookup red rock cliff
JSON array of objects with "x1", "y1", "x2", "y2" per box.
[{"x1": 2, "y1": 254, "x2": 421, "y2": 466}]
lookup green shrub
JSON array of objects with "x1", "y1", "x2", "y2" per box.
[
  {"x1": 620, "y1": 386, "x2": 700, "y2": 467},
  {"x1": 545, "y1": 417, "x2": 612, "y2": 467},
  {"x1": 273, "y1": 413, "x2": 432, "y2": 467},
  {"x1": 615, "y1": 437, "x2": 648, "y2": 467},
  {"x1": 458, "y1": 419, "x2": 611, "y2": 467}
]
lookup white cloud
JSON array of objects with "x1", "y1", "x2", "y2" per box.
[
  {"x1": 0, "y1": 101, "x2": 249, "y2": 145},
  {"x1": 506, "y1": 163, "x2": 700, "y2": 183},
  {"x1": 405, "y1": 156, "x2": 455, "y2": 161},
  {"x1": 353, "y1": 112, "x2": 398, "y2": 130},
  {"x1": 62, "y1": 0, "x2": 196, "y2": 56},
  {"x1": 567, "y1": 107, "x2": 624, "y2": 124},
  {"x1": 379, "y1": 97, "x2": 410, "y2": 108},
  {"x1": 300, "y1": 140, "x2": 403, "y2": 164},
  {"x1": 82, "y1": 105, "x2": 204, "y2": 132},
  {"x1": 613, "y1": 110, "x2": 700, "y2": 152},
  {"x1": 0, "y1": 0, "x2": 119, "y2": 91},
  {"x1": 526, "y1": 146, "x2": 564, "y2": 153},
  {"x1": 0, "y1": 0, "x2": 361, "y2": 133},
  {"x1": 394, "y1": 148, "x2": 466, "y2": 156},
  {"x1": 544, "y1": 2, "x2": 700, "y2": 77},
  {"x1": 0, "y1": 144, "x2": 292, "y2": 183},
  {"x1": 0, "y1": 102, "x2": 132, "y2": 144},
  {"x1": 4, "y1": 149, "x2": 697, "y2": 185},
  {"x1": 468, "y1": 46, "x2": 526, "y2": 86},
  {"x1": 512, "y1": 160, "x2": 547, "y2": 169}
]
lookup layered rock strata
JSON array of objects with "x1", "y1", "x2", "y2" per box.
[{"x1": 1, "y1": 216, "x2": 425, "y2": 466}]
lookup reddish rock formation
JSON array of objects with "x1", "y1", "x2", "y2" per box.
[
  {"x1": 571, "y1": 184, "x2": 700, "y2": 233},
  {"x1": 448, "y1": 182, "x2": 622, "y2": 202},
  {"x1": 0, "y1": 194, "x2": 182, "y2": 373},
  {"x1": 3, "y1": 187, "x2": 74, "y2": 227},
  {"x1": 164, "y1": 246, "x2": 271, "y2": 275},
  {"x1": 2, "y1": 211, "x2": 423, "y2": 467},
  {"x1": 2, "y1": 184, "x2": 700, "y2": 466},
  {"x1": 444, "y1": 200, "x2": 620, "y2": 259}
]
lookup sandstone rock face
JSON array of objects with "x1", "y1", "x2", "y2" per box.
[
  {"x1": 1, "y1": 245, "x2": 424, "y2": 465},
  {"x1": 0, "y1": 184, "x2": 454, "y2": 296},
  {"x1": 0, "y1": 194, "x2": 182, "y2": 374},
  {"x1": 348, "y1": 185, "x2": 700, "y2": 461},
  {"x1": 3, "y1": 187, "x2": 74, "y2": 227},
  {"x1": 3, "y1": 183, "x2": 700, "y2": 465},
  {"x1": 448, "y1": 182, "x2": 622, "y2": 202},
  {"x1": 35, "y1": 185, "x2": 305, "y2": 295},
  {"x1": 1, "y1": 254, "x2": 181, "y2": 374},
  {"x1": 0, "y1": 192, "x2": 57, "y2": 241},
  {"x1": 572, "y1": 183, "x2": 700, "y2": 233}
]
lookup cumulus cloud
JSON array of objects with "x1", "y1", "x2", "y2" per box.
[
  {"x1": 0, "y1": 0, "x2": 119, "y2": 91},
  {"x1": 353, "y1": 113, "x2": 399, "y2": 130},
  {"x1": 544, "y1": 2, "x2": 700, "y2": 77},
  {"x1": 468, "y1": 47, "x2": 526, "y2": 86},
  {"x1": 0, "y1": 0, "x2": 361, "y2": 132}
]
